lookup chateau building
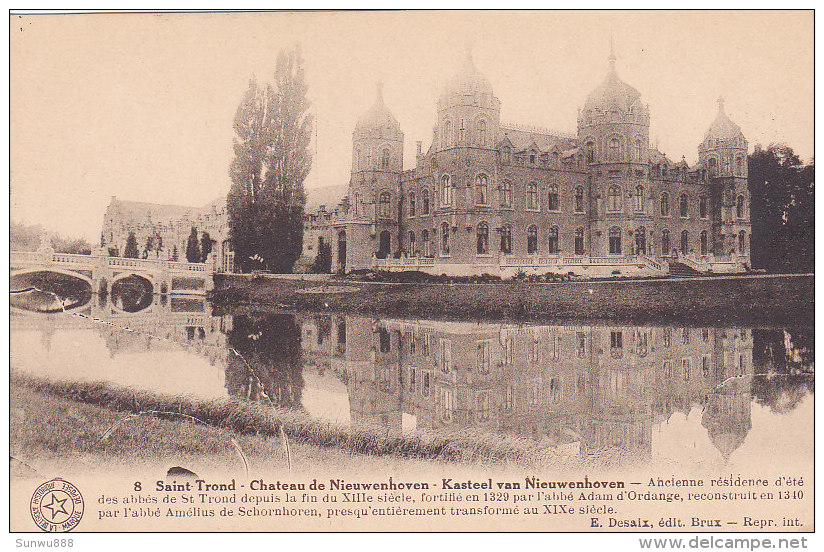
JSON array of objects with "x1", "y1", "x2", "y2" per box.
[{"x1": 327, "y1": 47, "x2": 752, "y2": 277}]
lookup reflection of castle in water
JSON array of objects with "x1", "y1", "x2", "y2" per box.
[{"x1": 305, "y1": 315, "x2": 755, "y2": 461}]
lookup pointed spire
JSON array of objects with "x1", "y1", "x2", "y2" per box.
[
  {"x1": 717, "y1": 95, "x2": 726, "y2": 113},
  {"x1": 463, "y1": 43, "x2": 476, "y2": 72},
  {"x1": 375, "y1": 81, "x2": 384, "y2": 105},
  {"x1": 608, "y1": 35, "x2": 616, "y2": 72}
]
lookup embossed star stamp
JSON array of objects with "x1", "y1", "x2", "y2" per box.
[{"x1": 30, "y1": 479, "x2": 85, "y2": 532}]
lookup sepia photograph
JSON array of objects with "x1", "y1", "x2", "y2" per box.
[{"x1": 8, "y1": 9, "x2": 814, "y2": 537}]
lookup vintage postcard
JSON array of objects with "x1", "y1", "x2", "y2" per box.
[{"x1": 9, "y1": 10, "x2": 814, "y2": 537}]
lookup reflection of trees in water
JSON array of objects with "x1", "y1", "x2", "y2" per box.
[
  {"x1": 110, "y1": 276, "x2": 153, "y2": 313},
  {"x1": 751, "y1": 328, "x2": 814, "y2": 413},
  {"x1": 225, "y1": 314, "x2": 304, "y2": 409}
]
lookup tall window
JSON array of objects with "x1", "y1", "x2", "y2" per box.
[
  {"x1": 527, "y1": 182, "x2": 539, "y2": 210},
  {"x1": 502, "y1": 146, "x2": 511, "y2": 164},
  {"x1": 441, "y1": 175, "x2": 452, "y2": 206},
  {"x1": 409, "y1": 231, "x2": 416, "y2": 255},
  {"x1": 635, "y1": 226, "x2": 646, "y2": 255},
  {"x1": 422, "y1": 189, "x2": 430, "y2": 215},
  {"x1": 585, "y1": 140, "x2": 595, "y2": 163},
  {"x1": 421, "y1": 229, "x2": 430, "y2": 257},
  {"x1": 739, "y1": 231, "x2": 746, "y2": 255},
  {"x1": 381, "y1": 148, "x2": 390, "y2": 169},
  {"x1": 661, "y1": 229, "x2": 670, "y2": 255},
  {"x1": 409, "y1": 192, "x2": 416, "y2": 217},
  {"x1": 608, "y1": 137, "x2": 621, "y2": 161},
  {"x1": 527, "y1": 225, "x2": 538, "y2": 254},
  {"x1": 477, "y1": 119, "x2": 487, "y2": 146},
  {"x1": 736, "y1": 155, "x2": 745, "y2": 176},
  {"x1": 476, "y1": 222, "x2": 489, "y2": 255},
  {"x1": 661, "y1": 192, "x2": 670, "y2": 217},
  {"x1": 548, "y1": 226, "x2": 559, "y2": 254},
  {"x1": 634, "y1": 137, "x2": 643, "y2": 161},
  {"x1": 708, "y1": 157, "x2": 717, "y2": 176},
  {"x1": 574, "y1": 227, "x2": 584, "y2": 255},
  {"x1": 700, "y1": 230, "x2": 708, "y2": 256},
  {"x1": 699, "y1": 195, "x2": 708, "y2": 219},
  {"x1": 458, "y1": 119, "x2": 465, "y2": 143},
  {"x1": 736, "y1": 195, "x2": 745, "y2": 219},
  {"x1": 443, "y1": 120, "x2": 453, "y2": 147},
  {"x1": 475, "y1": 174, "x2": 489, "y2": 205},
  {"x1": 379, "y1": 191, "x2": 391, "y2": 218},
  {"x1": 609, "y1": 227, "x2": 622, "y2": 255},
  {"x1": 547, "y1": 184, "x2": 559, "y2": 211},
  {"x1": 440, "y1": 222, "x2": 450, "y2": 255},
  {"x1": 679, "y1": 194, "x2": 689, "y2": 218},
  {"x1": 680, "y1": 230, "x2": 689, "y2": 254},
  {"x1": 722, "y1": 156, "x2": 731, "y2": 174},
  {"x1": 574, "y1": 186, "x2": 585, "y2": 213},
  {"x1": 501, "y1": 180, "x2": 512, "y2": 207},
  {"x1": 635, "y1": 185, "x2": 645, "y2": 212},
  {"x1": 500, "y1": 225, "x2": 512, "y2": 254},
  {"x1": 356, "y1": 147, "x2": 362, "y2": 170},
  {"x1": 608, "y1": 185, "x2": 622, "y2": 212}
]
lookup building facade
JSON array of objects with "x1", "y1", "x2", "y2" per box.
[{"x1": 326, "y1": 48, "x2": 752, "y2": 277}]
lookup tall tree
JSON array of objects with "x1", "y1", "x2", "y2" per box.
[
  {"x1": 124, "y1": 231, "x2": 139, "y2": 258},
  {"x1": 228, "y1": 46, "x2": 312, "y2": 273},
  {"x1": 186, "y1": 227, "x2": 201, "y2": 263},
  {"x1": 748, "y1": 144, "x2": 814, "y2": 273},
  {"x1": 200, "y1": 231, "x2": 213, "y2": 262}
]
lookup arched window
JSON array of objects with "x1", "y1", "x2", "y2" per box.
[
  {"x1": 635, "y1": 185, "x2": 645, "y2": 212},
  {"x1": 680, "y1": 230, "x2": 689, "y2": 254},
  {"x1": 408, "y1": 231, "x2": 416, "y2": 255},
  {"x1": 608, "y1": 185, "x2": 622, "y2": 212},
  {"x1": 574, "y1": 227, "x2": 585, "y2": 255},
  {"x1": 699, "y1": 195, "x2": 708, "y2": 219},
  {"x1": 365, "y1": 148, "x2": 373, "y2": 168},
  {"x1": 527, "y1": 225, "x2": 538, "y2": 254},
  {"x1": 477, "y1": 119, "x2": 487, "y2": 146},
  {"x1": 381, "y1": 148, "x2": 390, "y2": 169},
  {"x1": 547, "y1": 226, "x2": 559, "y2": 254},
  {"x1": 501, "y1": 180, "x2": 512, "y2": 207},
  {"x1": 608, "y1": 136, "x2": 622, "y2": 161},
  {"x1": 574, "y1": 186, "x2": 585, "y2": 213},
  {"x1": 527, "y1": 182, "x2": 539, "y2": 210},
  {"x1": 458, "y1": 119, "x2": 465, "y2": 143},
  {"x1": 476, "y1": 222, "x2": 489, "y2": 255},
  {"x1": 679, "y1": 194, "x2": 689, "y2": 218},
  {"x1": 736, "y1": 195, "x2": 745, "y2": 219},
  {"x1": 736, "y1": 155, "x2": 745, "y2": 176},
  {"x1": 409, "y1": 192, "x2": 416, "y2": 217},
  {"x1": 585, "y1": 140, "x2": 595, "y2": 164},
  {"x1": 502, "y1": 146, "x2": 511, "y2": 164},
  {"x1": 475, "y1": 174, "x2": 489, "y2": 205},
  {"x1": 421, "y1": 229, "x2": 430, "y2": 257},
  {"x1": 441, "y1": 175, "x2": 452, "y2": 206},
  {"x1": 547, "y1": 184, "x2": 559, "y2": 211},
  {"x1": 739, "y1": 231, "x2": 746, "y2": 255},
  {"x1": 660, "y1": 192, "x2": 670, "y2": 217},
  {"x1": 379, "y1": 191, "x2": 391, "y2": 218},
  {"x1": 609, "y1": 227, "x2": 622, "y2": 255},
  {"x1": 635, "y1": 226, "x2": 647, "y2": 255},
  {"x1": 634, "y1": 137, "x2": 644, "y2": 162},
  {"x1": 661, "y1": 229, "x2": 670, "y2": 255},
  {"x1": 500, "y1": 225, "x2": 512, "y2": 254},
  {"x1": 700, "y1": 230, "x2": 708, "y2": 256},
  {"x1": 708, "y1": 156, "x2": 717, "y2": 176},
  {"x1": 441, "y1": 222, "x2": 450, "y2": 255},
  {"x1": 443, "y1": 120, "x2": 453, "y2": 147},
  {"x1": 422, "y1": 189, "x2": 430, "y2": 215}
]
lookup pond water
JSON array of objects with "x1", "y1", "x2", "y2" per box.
[{"x1": 8, "y1": 279, "x2": 814, "y2": 469}]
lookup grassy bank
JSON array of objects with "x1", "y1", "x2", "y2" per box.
[
  {"x1": 212, "y1": 273, "x2": 814, "y2": 326},
  {"x1": 11, "y1": 372, "x2": 564, "y2": 468}
]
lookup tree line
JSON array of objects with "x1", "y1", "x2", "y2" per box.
[{"x1": 748, "y1": 144, "x2": 814, "y2": 273}]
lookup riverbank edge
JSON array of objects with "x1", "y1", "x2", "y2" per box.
[
  {"x1": 10, "y1": 372, "x2": 555, "y2": 467},
  {"x1": 211, "y1": 273, "x2": 814, "y2": 326}
]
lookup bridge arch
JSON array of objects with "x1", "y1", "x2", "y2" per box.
[{"x1": 10, "y1": 267, "x2": 94, "y2": 289}]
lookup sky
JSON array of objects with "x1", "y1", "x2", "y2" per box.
[{"x1": 10, "y1": 10, "x2": 813, "y2": 242}]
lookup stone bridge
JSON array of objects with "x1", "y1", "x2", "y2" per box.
[{"x1": 10, "y1": 247, "x2": 213, "y2": 296}]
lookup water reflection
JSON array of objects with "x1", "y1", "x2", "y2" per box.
[
  {"x1": 110, "y1": 275, "x2": 154, "y2": 313},
  {"x1": 9, "y1": 299, "x2": 814, "y2": 464},
  {"x1": 10, "y1": 271, "x2": 92, "y2": 313}
]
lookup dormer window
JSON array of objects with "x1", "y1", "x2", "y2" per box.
[{"x1": 501, "y1": 146, "x2": 511, "y2": 164}]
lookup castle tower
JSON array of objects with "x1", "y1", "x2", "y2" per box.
[
  {"x1": 698, "y1": 98, "x2": 751, "y2": 265},
  {"x1": 348, "y1": 83, "x2": 404, "y2": 261},
  {"x1": 579, "y1": 41, "x2": 652, "y2": 258}
]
